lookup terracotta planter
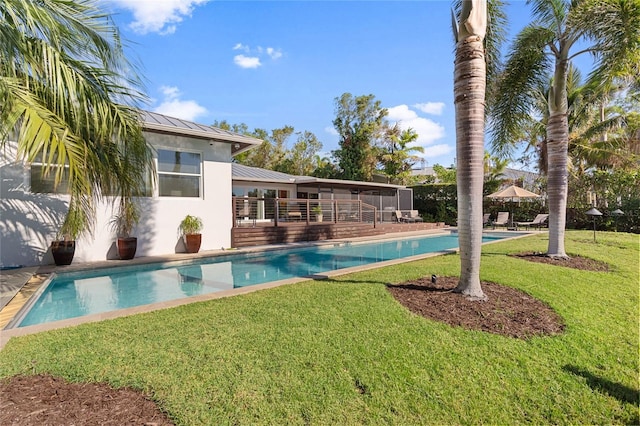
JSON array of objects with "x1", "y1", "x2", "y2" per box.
[
  {"x1": 117, "y1": 237, "x2": 137, "y2": 260},
  {"x1": 51, "y1": 240, "x2": 75, "y2": 266},
  {"x1": 184, "y1": 233, "x2": 202, "y2": 253}
]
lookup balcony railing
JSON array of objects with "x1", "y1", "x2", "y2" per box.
[{"x1": 233, "y1": 197, "x2": 377, "y2": 227}]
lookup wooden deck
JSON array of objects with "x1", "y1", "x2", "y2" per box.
[{"x1": 231, "y1": 221, "x2": 448, "y2": 248}]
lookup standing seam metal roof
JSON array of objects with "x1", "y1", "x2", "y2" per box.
[
  {"x1": 140, "y1": 110, "x2": 263, "y2": 145},
  {"x1": 232, "y1": 163, "x2": 299, "y2": 182}
]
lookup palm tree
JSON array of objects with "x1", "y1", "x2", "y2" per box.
[
  {"x1": 377, "y1": 124, "x2": 424, "y2": 185},
  {"x1": 452, "y1": 0, "x2": 506, "y2": 300},
  {"x1": 0, "y1": 0, "x2": 151, "y2": 237},
  {"x1": 490, "y1": 0, "x2": 640, "y2": 258}
]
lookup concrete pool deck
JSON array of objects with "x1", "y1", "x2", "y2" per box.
[{"x1": 0, "y1": 229, "x2": 535, "y2": 349}]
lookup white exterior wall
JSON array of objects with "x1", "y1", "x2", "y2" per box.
[{"x1": 0, "y1": 132, "x2": 234, "y2": 268}]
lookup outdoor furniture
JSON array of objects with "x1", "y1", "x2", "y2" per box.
[
  {"x1": 409, "y1": 210, "x2": 424, "y2": 222},
  {"x1": 236, "y1": 203, "x2": 256, "y2": 227},
  {"x1": 395, "y1": 210, "x2": 415, "y2": 223},
  {"x1": 515, "y1": 213, "x2": 548, "y2": 230},
  {"x1": 287, "y1": 211, "x2": 302, "y2": 221},
  {"x1": 492, "y1": 211, "x2": 509, "y2": 229},
  {"x1": 482, "y1": 213, "x2": 491, "y2": 227}
]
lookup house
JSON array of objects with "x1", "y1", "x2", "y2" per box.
[
  {"x1": 232, "y1": 163, "x2": 413, "y2": 223},
  {"x1": 0, "y1": 111, "x2": 262, "y2": 268},
  {"x1": 1, "y1": 111, "x2": 421, "y2": 268}
]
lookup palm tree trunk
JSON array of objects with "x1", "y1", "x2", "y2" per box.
[
  {"x1": 546, "y1": 55, "x2": 570, "y2": 259},
  {"x1": 453, "y1": 33, "x2": 487, "y2": 301},
  {"x1": 546, "y1": 111, "x2": 569, "y2": 258}
]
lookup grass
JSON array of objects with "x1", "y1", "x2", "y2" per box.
[{"x1": 1, "y1": 231, "x2": 638, "y2": 425}]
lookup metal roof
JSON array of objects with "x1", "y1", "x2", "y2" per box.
[
  {"x1": 232, "y1": 163, "x2": 405, "y2": 189},
  {"x1": 232, "y1": 163, "x2": 299, "y2": 183},
  {"x1": 140, "y1": 111, "x2": 263, "y2": 153}
]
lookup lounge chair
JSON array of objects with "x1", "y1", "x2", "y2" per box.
[
  {"x1": 395, "y1": 210, "x2": 415, "y2": 223},
  {"x1": 482, "y1": 213, "x2": 491, "y2": 227},
  {"x1": 492, "y1": 211, "x2": 509, "y2": 229},
  {"x1": 409, "y1": 210, "x2": 424, "y2": 222},
  {"x1": 516, "y1": 213, "x2": 549, "y2": 230}
]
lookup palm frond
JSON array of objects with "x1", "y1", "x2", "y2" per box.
[{"x1": 488, "y1": 25, "x2": 555, "y2": 158}]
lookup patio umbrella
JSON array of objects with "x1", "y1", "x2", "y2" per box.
[{"x1": 486, "y1": 185, "x2": 540, "y2": 227}]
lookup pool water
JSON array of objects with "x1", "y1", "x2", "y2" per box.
[{"x1": 15, "y1": 233, "x2": 508, "y2": 327}]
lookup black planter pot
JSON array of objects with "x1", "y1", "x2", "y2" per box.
[
  {"x1": 117, "y1": 237, "x2": 137, "y2": 260},
  {"x1": 51, "y1": 240, "x2": 75, "y2": 266}
]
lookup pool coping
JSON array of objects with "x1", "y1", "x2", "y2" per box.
[{"x1": 0, "y1": 229, "x2": 534, "y2": 349}]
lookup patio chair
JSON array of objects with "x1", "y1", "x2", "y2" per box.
[
  {"x1": 409, "y1": 210, "x2": 424, "y2": 222},
  {"x1": 395, "y1": 210, "x2": 415, "y2": 223},
  {"x1": 482, "y1": 213, "x2": 491, "y2": 227},
  {"x1": 515, "y1": 213, "x2": 549, "y2": 230},
  {"x1": 492, "y1": 211, "x2": 509, "y2": 229},
  {"x1": 236, "y1": 203, "x2": 256, "y2": 227}
]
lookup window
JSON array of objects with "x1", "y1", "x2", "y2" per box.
[
  {"x1": 157, "y1": 149, "x2": 201, "y2": 197},
  {"x1": 30, "y1": 153, "x2": 70, "y2": 194}
]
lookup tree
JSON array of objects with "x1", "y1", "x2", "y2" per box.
[
  {"x1": 377, "y1": 124, "x2": 423, "y2": 184},
  {"x1": 276, "y1": 131, "x2": 323, "y2": 176},
  {"x1": 432, "y1": 164, "x2": 457, "y2": 184},
  {"x1": 451, "y1": 0, "x2": 490, "y2": 300},
  {"x1": 332, "y1": 93, "x2": 387, "y2": 181},
  {"x1": 483, "y1": 151, "x2": 508, "y2": 195},
  {"x1": 0, "y1": 0, "x2": 151, "y2": 237},
  {"x1": 490, "y1": 0, "x2": 640, "y2": 258},
  {"x1": 233, "y1": 126, "x2": 293, "y2": 170}
]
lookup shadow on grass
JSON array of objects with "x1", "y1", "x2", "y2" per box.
[
  {"x1": 313, "y1": 276, "x2": 389, "y2": 286},
  {"x1": 563, "y1": 365, "x2": 640, "y2": 408},
  {"x1": 385, "y1": 283, "x2": 453, "y2": 293}
]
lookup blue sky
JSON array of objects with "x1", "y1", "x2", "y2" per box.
[{"x1": 102, "y1": 1, "x2": 581, "y2": 169}]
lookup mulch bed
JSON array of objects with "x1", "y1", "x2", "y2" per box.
[
  {"x1": 388, "y1": 276, "x2": 565, "y2": 339},
  {"x1": 509, "y1": 251, "x2": 609, "y2": 271},
  {"x1": 0, "y1": 252, "x2": 606, "y2": 424},
  {"x1": 0, "y1": 374, "x2": 174, "y2": 426}
]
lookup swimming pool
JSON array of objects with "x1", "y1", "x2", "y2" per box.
[{"x1": 11, "y1": 233, "x2": 511, "y2": 328}]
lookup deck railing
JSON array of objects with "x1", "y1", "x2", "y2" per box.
[{"x1": 233, "y1": 197, "x2": 377, "y2": 228}]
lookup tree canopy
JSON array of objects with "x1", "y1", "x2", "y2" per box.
[{"x1": 0, "y1": 0, "x2": 152, "y2": 238}]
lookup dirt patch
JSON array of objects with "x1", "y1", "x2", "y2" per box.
[
  {"x1": 510, "y1": 252, "x2": 609, "y2": 272},
  {"x1": 0, "y1": 374, "x2": 174, "y2": 425}
]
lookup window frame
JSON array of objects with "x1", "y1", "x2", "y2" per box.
[{"x1": 156, "y1": 148, "x2": 203, "y2": 198}]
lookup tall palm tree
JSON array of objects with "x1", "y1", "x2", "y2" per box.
[
  {"x1": 490, "y1": 0, "x2": 640, "y2": 258},
  {"x1": 452, "y1": 0, "x2": 506, "y2": 300},
  {"x1": 0, "y1": 0, "x2": 151, "y2": 237}
]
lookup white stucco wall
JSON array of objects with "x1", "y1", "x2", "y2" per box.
[{"x1": 0, "y1": 132, "x2": 234, "y2": 268}]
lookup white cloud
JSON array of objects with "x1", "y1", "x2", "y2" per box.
[
  {"x1": 324, "y1": 126, "x2": 338, "y2": 136},
  {"x1": 386, "y1": 104, "x2": 446, "y2": 146},
  {"x1": 107, "y1": 0, "x2": 209, "y2": 35},
  {"x1": 233, "y1": 43, "x2": 249, "y2": 52},
  {"x1": 232, "y1": 44, "x2": 283, "y2": 68},
  {"x1": 234, "y1": 55, "x2": 262, "y2": 69},
  {"x1": 266, "y1": 47, "x2": 283, "y2": 60},
  {"x1": 413, "y1": 102, "x2": 445, "y2": 116},
  {"x1": 421, "y1": 144, "x2": 453, "y2": 159},
  {"x1": 153, "y1": 85, "x2": 207, "y2": 121}
]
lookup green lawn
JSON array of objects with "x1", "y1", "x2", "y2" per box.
[{"x1": 1, "y1": 231, "x2": 638, "y2": 425}]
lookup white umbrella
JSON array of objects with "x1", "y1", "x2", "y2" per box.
[{"x1": 487, "y1": 185, "x2": 540, "y2": 227}]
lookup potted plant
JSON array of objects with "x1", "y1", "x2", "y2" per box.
[
  {"x1": 179, "y1": 215, "x2": 203, "y2": 253},
  {"x1": 312, "y1": 205, "x2": 323, "y2": 222},
  {"x1": 51, "y1": 202, "x2": 85, "y2": 266},
  {"x1": 110, "y1": 198, "x2": 139, "y2": 260}
]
